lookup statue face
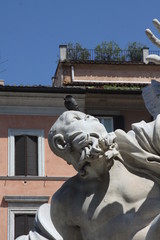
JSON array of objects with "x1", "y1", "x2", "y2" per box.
[
  {"x1": 65, "y1": 112, "x2": 108, "y2": 141},
  {"x1": 49, "y1": 111, "x2": 116, "y2": 179},
  {"x1": 63, "y1": 112, "x2": 109, "y2": 178}
]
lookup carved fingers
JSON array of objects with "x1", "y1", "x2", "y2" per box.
[
  {"x1": 145, "y1": 19, "x2": 160, "y2": 64},
  {"x1": 145, "y1": 28, "x2": 160, "y2": 48}
]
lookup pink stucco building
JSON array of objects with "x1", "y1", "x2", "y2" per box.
[{"x1": 1, "y1": 45, "x2": 159, "y2": 238}]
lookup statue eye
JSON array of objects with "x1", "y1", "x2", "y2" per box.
[
  {"x1": 90, "y1": 133, "x2": 100, "y2": 139},
  {"x1": 73, "y1": 116, "x2": 81, "y2": 120}
]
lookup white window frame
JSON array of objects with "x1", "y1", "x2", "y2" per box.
[
  {"x1": 8, "y1": 207, "x2": 37, "y2": 240},
  {"x1": 98, "y1": 117, "x2": 114, "y2": 132},
  {"x1": 8, "y1": 129, "x2": 45, "y2": 176},
  {"x1": 5, "y1": 196, "x2": 49, "y2": 240}
]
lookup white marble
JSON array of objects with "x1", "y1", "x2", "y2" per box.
[
  {"x1": 17, "y1": 111, "x2": 160, "y2": 240},
  {"x1": 145, "y1": 18, "x2": 160, "y2": 64},
  {"x1": 142, "y1": 79, "x2": 160, "y2": 119}
]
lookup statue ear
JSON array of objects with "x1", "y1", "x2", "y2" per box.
[
  {"x1": 49, "y1": 132, "x2": 71, "y2": 165},
  {"x1": 52, "y1": 134, "x2": 68, "y2": 151}
]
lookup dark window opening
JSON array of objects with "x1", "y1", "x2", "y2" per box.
[
  {"x1": 113, "y1": 115, "x2": 125, "y2": 130},
  {"x1": 15, "y1": 214, "x2": 35, "y2": 238},
  {"x1": 15, "y1": 135, "x2": 38, "y2": 176}
]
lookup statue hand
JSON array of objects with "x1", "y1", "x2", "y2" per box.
[{"x1": 145, "y1": 19, "x2": 160, "y2": 64}]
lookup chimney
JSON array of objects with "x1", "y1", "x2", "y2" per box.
[
  {"x1": 142, "y1": 47, "x2": 149, "y2": 64},
  {"x1": 0, "y1": 80, "x2": 4, "y2": 86},
  {"x1": 59, "y1": 45, "x2": 67, "y2": 62}
]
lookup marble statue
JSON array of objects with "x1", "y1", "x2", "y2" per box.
[
  {"x1": 145, "y1": 18, "x2": 160, "y2": 64},
  {"x1": 142, "y1": 79, "x2": 160, "y2": 120},
  {"x1": 142, "y1": 19, "x2": 160, "y2": 120},
  {"x1": 17, "y1": 111, "x2": 160, "y2": 240}
]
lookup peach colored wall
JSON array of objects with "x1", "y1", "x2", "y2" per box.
[
  {"x1": 0, "y1": 115, "x2": 76, "y2": 177},
  {"x1": 0, "y1": 180, "x2": 66, "y2": 239},
  {"x1": 0, "y1": 114, "x2": 76, "y2": 239},
  {"x1": 0, "y1": 207, "x2": 7, "y2": 239},
  {"x1": 63, "y1": 64, "x2": 160, "y2": 85},
  {"x1": 74, "y1": 64, "x2": 160, "y2": 79},
  {"x1": 0, "y1": 180, "x2": 66, "y2": 201}
]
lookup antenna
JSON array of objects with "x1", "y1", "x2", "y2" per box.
[{"x1": 0, "y1": 59, "x2": 8, "y2": 74}]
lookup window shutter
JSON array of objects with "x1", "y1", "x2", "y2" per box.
[
  {"x1": 26, "y1": 136, "x2": 38, "y2": 176},
  {"x1": 113, "y1": 116, "x2": 124, "y2": 130},
  {"x1": 15, "y1": 214, "x2": 35, "y2": 238},
  {"x1": 15, "y1": 135, "x2": 38, "y2": 176},
  {"x1": 15, "y1": 214, "x2": 25, "y2": 238},
  {"x1": 15, "y1": 136, "x2": 25, "y2": 175},
  {"x1": 27, "y1": 214, "x2": 35, "y2": 232}
]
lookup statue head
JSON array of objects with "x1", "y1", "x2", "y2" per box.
[{"x1": 48, "y1": 111, "x2": 118, "y2": 178}]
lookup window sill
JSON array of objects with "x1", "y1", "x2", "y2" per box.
[
  {"x1": 0, "y1": 176, "x2": 69, "y2": 181},
  {"x1": 4, "y1": 195, "x2": 49, "y2": 203}
]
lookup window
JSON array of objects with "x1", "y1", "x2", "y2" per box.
[
  {"x1": 98, "y1": 115, "x2": 124, "y2": 132},
  {"x1": 99, "y1": 117, "x2": 114, "y2": 132},
  {"x1": 15, "y1": 135, "x2": 38, "y2": 176},
  {"x1": 113, "y1": 115, "x2": 124, "y2": 130},
  {"x1": 8, "y1": 208, "x2": 37, "y2": 240},
  {"x1": 8, "y1": 129, "x2": 44, "y2": 176},
  {"x1": 15, "y1": 214, "x2": 35, "y2": 239},
  {"x1": 5, "y1": 195, "x2": 49, "y2": 240}
]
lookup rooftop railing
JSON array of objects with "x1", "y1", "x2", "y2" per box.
[
  {"x1": 148, "y1": 50, "x2": 160, "y2": 55},
  {"x1": 64, "y1": 48, "x2": 160, "y2": 63}
]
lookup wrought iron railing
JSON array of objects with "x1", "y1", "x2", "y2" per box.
[
  {"x1": 149, "y1": 50, "x2": 160, "y2": 55},
  {"x1": 66, "y1": 48, "x2": 160, "y2": 62}
]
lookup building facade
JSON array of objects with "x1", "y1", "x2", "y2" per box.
[{"x1": 1, "y1": 45, "x2": 159, "y2": 239}]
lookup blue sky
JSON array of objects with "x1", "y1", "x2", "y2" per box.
[{"x1": 1, "y1": 0, "x2": 160, "y2": 86}]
